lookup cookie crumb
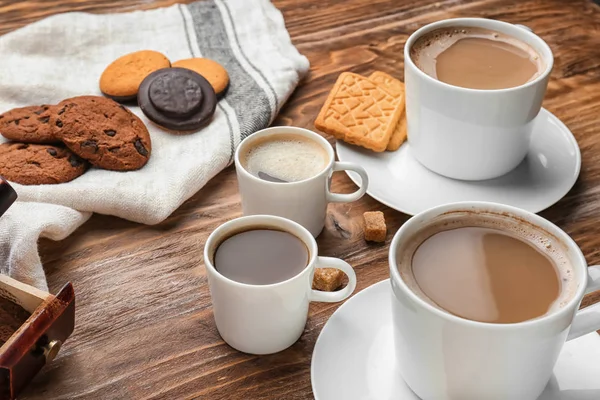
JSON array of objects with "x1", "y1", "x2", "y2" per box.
[
  {"x1": 363, "y1": 211, "x2": 386, "y2": 242},
  {"x1": 313, "y1": 268, "x2": 345, "y2": 292}
]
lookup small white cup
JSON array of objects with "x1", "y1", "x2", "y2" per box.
[
  {"x1": 404, "y1": 18, "x2": 554, "y2": 180},
  {"x1": 234, "y1": 126, "x2": 369, "y2": 237},
  {"x1": 204, "y1": 215, "x2": 357, "y2": 355},
  {"x1": 389, "y1": 202, "x2": 600, "y2": 400}
]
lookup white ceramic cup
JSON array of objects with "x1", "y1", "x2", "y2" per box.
[
  {"x1": 204, "y1": 214, "x2": 357, "y2": 355},
  {"x1": 389, "y1": 201, "x2": 600, "y2": 400},
  {"x1": 404, "y1": 18, "x2": 554, "y2": 180},
  {"x1": 234, "y1": 127, "x2": 369, "y2": 237}
]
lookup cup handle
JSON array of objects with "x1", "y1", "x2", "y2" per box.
[
  {"x1": 514, "y1": 24, "x2": 533, "y2": 32},
  {"x1": 309, "y1": 257, "x2": 357, "y2": 302},
  {"x1": 326, "y1": 162, "x2": 369, "y2": 203},
  {"x1": 567, "y1": 265, "x2": 600, "y2": 341}
]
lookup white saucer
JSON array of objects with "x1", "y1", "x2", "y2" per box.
[
  {"x1": 336, "y1": 108, "x2": 581, "y2": 215},
  {"x1": 311, "y1": 280, "x2": 600, "y2": 400}
]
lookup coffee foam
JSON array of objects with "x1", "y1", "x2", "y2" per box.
[
  {"x1": 396, "y1": 211, "x2": 578, "y2": 320},
  {"x1": 241, "y1": 134, "x2": 329, "y2": 183},
  {"x1": 410, "y1": 27, "x2": 545, "y2": 85}
]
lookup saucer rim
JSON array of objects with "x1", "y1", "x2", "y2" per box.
[
  {"x1": 311, "y1": 279, "x2": 390, "y2": 400},
  {"x1": 310, "y1": 279, "x2": 600, "y2": 400},
  {"x1": 336, "y1": 108, "x2": 582, "y2": 216}
]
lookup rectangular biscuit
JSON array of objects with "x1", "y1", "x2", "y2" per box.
[
  {"x1": 368, "y1": 71, "x2": 407, "y2": 151},
  {"x1": 368, "y1": 71, "x2": 405, "y2": 97},
  {"x1": 315, "y1": 72, "x2": 404, "y2": 152},
  {"x1": 386, "y1": 109, "x2": 407, "y2": 151},
  {"x1": 363, "y1": 211, "x2": 386, "y2": 242},
  {"x1": 314, "y1": 74, "x2": 351, "y2": 141}
]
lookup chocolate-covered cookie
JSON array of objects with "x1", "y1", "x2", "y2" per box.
[
  {"x1": 54, "y1": 96, "x2": 151, "y2": 171},
  {"x1": 0, "y1": 143, "x2": 88, "y2": 185},
  {"x1": 138, "y1": 68, "x2": 217, "y2": 131},
  {"x1": 0, "y1": 105, "x2": 59, "y2": 143}
]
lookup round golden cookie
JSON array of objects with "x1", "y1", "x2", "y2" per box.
[
  {"x1": 172, "y1": 58, "x2": 229, "y2": 96},
  {"x1": 100, "y1": 50, "x2": 171, "y2": 102}
]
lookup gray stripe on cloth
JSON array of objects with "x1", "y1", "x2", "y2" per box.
[
  {"x1": 186, "y1": 0, "x2": 272, "y2": 142},
  {"x1": 217, "y1": 0, "x2": 280, "y2": 115},
  {"x1": 179, "y1": 3, "x2": 237, "y2": 164},
  {"x1": 218, "y1": 102, "x2": 236, "y2": 164},
  {"x1": 178, "y1": 4, "x2": 196, "y2": 58}
]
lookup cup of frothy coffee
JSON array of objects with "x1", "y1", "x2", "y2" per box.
[
  {"x1": 389, "y1": 201, "x2": 600, "y2": 400},
  {"x1": 404, "y1": 18, "x2": 554, "y2": 180},
  {"x1": 235, "y1": 126, "x2": 369, "y2": 237}
]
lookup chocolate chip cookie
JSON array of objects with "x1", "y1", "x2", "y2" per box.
[
  {"x1": 0, "y1": 105, "x2": 59, "y2": 143},
  {"x1": 54, "y1": 96, "x2": 151, "y2": 171},
  {"x1": 0, "y1": 143, "x2": 88, "y2": 185}
]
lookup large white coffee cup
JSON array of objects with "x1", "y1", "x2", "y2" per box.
[
  {"x1": 204, "y1": 215, "x2": 357, "y2": 355},
  {"x1": 404, "y1": 18, "x2": 554, "y2": 180},
  {"x1": 235, "y1": 127, "x2": 369, "y2": 237},
  {"x1": 389, "y1": 202, "x2": 600, "y2": 400}
]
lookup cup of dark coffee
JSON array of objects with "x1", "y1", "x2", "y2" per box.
[
  {"x1": 204, "y1": 215, "x2": 357, "y2": 355},
  {"x1": 389, "y1": 202, "x2": 600, "y2": 400},
  {"x1": 404, "y1": 18, "x2": 554, "y2": 180}
]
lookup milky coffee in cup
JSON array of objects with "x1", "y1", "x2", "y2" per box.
[
  {"x1": 240, "y1": 134, "x2": 329, "y2": 183},
  {"x1": 410, "y1": 26, "x2": 545, "y2": 90},
  {"x1": 396, "y1": 216, "x2": 577, "y2": 324}
]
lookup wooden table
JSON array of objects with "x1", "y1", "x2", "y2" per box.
[{"x1": 1, "y1": 0, "x2": 599, "y2": 398}]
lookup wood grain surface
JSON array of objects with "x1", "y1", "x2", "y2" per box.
[{"x1": 0, "y1": 0, "x2": 599, "y2": 398}]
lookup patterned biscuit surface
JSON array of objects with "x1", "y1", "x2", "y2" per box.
[
  {"x1": 315, "y1": 72, "x2": 404, "y2": 152},
  {"x1": 369, "y1": 71, "x2": 405, "y2": 97},
  {"x1": 368, "y1": 71, "x2": 407, "y2": 151}
]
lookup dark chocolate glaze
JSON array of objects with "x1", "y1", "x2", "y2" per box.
[
  {"x1": 101, "y1": 93, "x2": 138, "y2": 103},
  {"x1": 138, "y1": 68, "x2": 217, "y2": 131}
]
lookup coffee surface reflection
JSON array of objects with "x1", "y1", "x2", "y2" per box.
[{"x1": 410, "y1": 27, "x2": 543, "y2": 90}]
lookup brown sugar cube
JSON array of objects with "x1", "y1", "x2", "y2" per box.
[
  {"x1": 313, "y1": 268, "x2": 345, "y2": 292},
  {"x1": 363, "y1": 211, "x2": 386, "y2": 242}
]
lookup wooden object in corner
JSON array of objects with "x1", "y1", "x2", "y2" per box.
[{"x1": 0, "y1": 275, "x2": 75, "y2": 400}]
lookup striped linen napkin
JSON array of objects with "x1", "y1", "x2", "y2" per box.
[{"x1": 0, "y1": 0, "x2": 309, "y2": 289}]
